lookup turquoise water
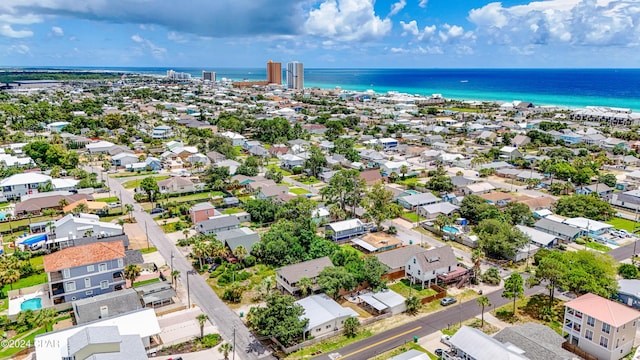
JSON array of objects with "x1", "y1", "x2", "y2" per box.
[
  {"x1": 443, "y1": 226, "x2": 459, "y2": 234},
  {"x1": 20, "y1": 298, "x2": 42, "y2": 311}
]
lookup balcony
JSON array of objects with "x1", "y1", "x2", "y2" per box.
[
  {"x1": 49, "y1": 271, "x2": 63, "y2": 282},
  {"x1": 51, "y1": 284, "x2": 65, "y2": 296}
]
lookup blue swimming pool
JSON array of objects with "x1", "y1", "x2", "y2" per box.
[
  {"x1": 442, "y1": 226, "x2": 459, "y2": 234},
  {"x1": 20, "y1": 298, "x2": 42, "y2": 311}
]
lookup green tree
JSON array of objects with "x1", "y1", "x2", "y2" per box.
[
  {"x1": 343, "y1": 317, "x2": 360, "y2": 337},
  {"x1": 140, "y1": 176, "x2": 159, "y2": 203},
  {"x1": 405, "y1": 296, "x2": 421, "y2": 315},
  {"x1": 503, "y1": 202, "x2": 534, "y2": 226},
  {"x1": 426, "y1": 174, "x2": 454, "y2": 193},
  {"x1": 502, "y1": 273, "x2": 524, "y2": 315},
  {"x1": 618, "y1": 263, "x2": 639, "y2": 279},
  {"x1": 35, "y1": 308, "x2": 57, "y2": 332},
  {"x1": 304, "y1": 145, "x2": 327, "y2": 177},
  {"x1": 125, "y1": 203, "x2": 134, "y2": 222},
  {"x1": 218, "y1": 342, "x2": 233, "y2": 360},
  {"x1": 297, "y1": 277, "x2": 313, "y2": 298},
  {"x1": 317, "y1": 266, "x2": 357, "y2": 299},
  {"x1": 196, "y1": 313, "x2": 209, "y2": 339},
  {"x1": 363, "y1": 182, "x2": 402, "y2": 231},
  {"x1": 554, "y1": 194, "x2": 614, "y2": 221},
  {"x1": 124, "y1": 264, "x2": 141, "y2": 286},
  {"x1": 531, "y1": 251, "x2": 567, "y2": 308},
  {"x1": 476, "y1": 219, "x2": 530, "y2": 259},
  {"x1": 598, "y1": 173, "x2": 618, "y2": 188},
  {"x1": 459, "y1": 195, "x2": 497, "y2": 225},
  {"x1": 171, "y1": 269, "x2": 180, "y2": 289},
  {"x1": 362, "y1": 256, "x2": 388, "y2": 291},
  {"x1": 477, "y1": 295, "x2": 492, "y2": 328},
  {"x1": 246, "y1": 293, "x2": 308, "y2": 347},
  {"x1": 320, "y1": 169, "x2": 366, "y2": 214},
  {"x1": 472, "y1": 249, "x2": 483, "y2": 282},
  {"x1": 482, "y1": 268, "x2": 501, "y2": 285}
]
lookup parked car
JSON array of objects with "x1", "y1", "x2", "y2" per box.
[
  {"x1": 441, "y1": 335, "x2": 451, "y2": 346},
  {"x1": 208, "y1": 264, "x2": 219, "y2": 273},
  {"x1": 440, "y1": 297, "x2": 457, "y2": 306},
  {"x1": 108, "y1": 202, "x2": 121, "y2": 208},
  {"x1": 150, "y1": 207, "x2": 164, "y2": 214},
  {"x1": 434, "y1": 348, "x2": 443, "y2": 357}
]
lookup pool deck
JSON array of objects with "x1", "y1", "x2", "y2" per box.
[{"x1": 7, "y1": 285, "x2": 53, "y2": 316}]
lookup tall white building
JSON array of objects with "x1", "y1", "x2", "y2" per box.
[
  {"x1": 287, "y1": 61, "x2": 304, "y2": 90},
  {"x1": 202, "y1": 71, "x2": 216, "y2": 82}
]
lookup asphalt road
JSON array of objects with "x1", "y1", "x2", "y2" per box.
[
  {"x1": 103, "y1": 171, "x2": 275, "y2": 360},
  {"x1": 312, "y1": 284, "x2": 545, "y2": 360}
]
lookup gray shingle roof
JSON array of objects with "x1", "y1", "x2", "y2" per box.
[
  {"x1": 276, "y1": 256, "x2": 333, "y2": 284},
  {"x1": 493, "y1": 323, "x2": 575, "y2": 360},
  {"x1": 415, "y1": 246, "x2": 457, "y2": 273},
  {"x1": 374, "y1": 245, "x2": 426, "y2": 271},
  {"x1": 72, "y1": 289, "x2": 143, "y2": 325}
]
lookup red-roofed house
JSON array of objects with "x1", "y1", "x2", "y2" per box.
[
  {"x1": 359, "y1": 169, "x2": 383, "y2": 185},
  {"x1": 44, "y1": 241, "x2": 126, "y2": 304},
  {"x1": 563, "y1": 293, "x2": 640, "y2": 360}
]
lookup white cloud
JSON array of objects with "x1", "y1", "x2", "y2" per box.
[
  {"x1": 468, "y1": 0, "x2": 640, "y2": 47},
  {"x1": 0, "y1": 24, "x2": 33, "y2": 38},
  {"x1": 389, "y1": 0, "x2": 406, "y2": 17},
  {"x1": 304, "y1": 0, "x2": 392, "y2": 41},
  {"x1": 8, "y1": 44, "x2": 30, "y2": 55},
  {"x1": 400, "y1": 20, "x2": 419, "y2": 36},
  {"x1": 130, "y1": 34, "x2": 167, "y2": 59},
  {"x1": 167, "y1": 31, "x2": 187, "y2": 43},
  {"x1": 51, "y1": 26, "x2": 63, "y2": 36},
  {"x1": 390, "y1": 47, "x2": 409, "y2": 53},
  {"x1": 418, "y1": 0, "x2": 428, "y2": 8}
]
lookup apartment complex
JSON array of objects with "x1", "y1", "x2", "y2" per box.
[
  {"x1": 266, "y1": 60, "x2": 282, "y2": 84},
  {"x1": 287, "y1": 61, "x2": 304, "y2": 89},
  {"x1": 563, "y1": 293, "x2": 640, "y2": 360}
]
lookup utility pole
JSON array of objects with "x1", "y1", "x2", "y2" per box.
[
  {"x1": 145, "y1": 222, "x2": 149, "y2": 250},
  {"x1": 171, "y1": 250, "x2": 174, "y2": 274},
  {"x1": 233, "y1": 326, "x2": 236, "y2": 360}
]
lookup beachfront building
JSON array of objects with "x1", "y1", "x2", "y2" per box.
[{"x1": 287, "y1": 61, "x2": 304, "y2": 90}]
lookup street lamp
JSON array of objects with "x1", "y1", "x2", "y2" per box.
[
  {"x1": 170, "y1": 250, "x2": 174, "y2": 273},
  {"x1": 186, "y1": 269, "x2": 197, "y2": 308}
]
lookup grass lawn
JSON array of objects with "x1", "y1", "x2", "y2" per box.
[
  {"x1": 160, "y1": 222, "x2": 188, "y2": 233},
  {"x1": 95, "y1": 196, "x2": 120, "y2": 203},
  {"x1": 3, "y1": 272, "x2": 48, "y2": 295},
  {"x1": 222, "y1": 208, "x2": 244, "y2": 215},
  {"x1": 285, "y1": 329, "x2": 374, "y2": 359},
  {"x1": 584, "y1": 241, "x2": 612, "y2": 252},
  {"x1": 140, "y1": 247, "x2": 158, "y2": 254},
  {"x1": 403, "y1": 212, "x2": 426, "y2": 223},
  {"x1": 389, "y1": 279, "x2": 437, "y2": 298},
  {"x1": 492, "y1": 294, "x2": 564, "y2": 334},
  {"x1": 122, "y1": 175, "x2": 170, "y2": 189},
  {"x1": 444, "y1": 107, "x2": 483, "y2": 113},
  {"x1": 267, "y1": 165, "x2": 291, "y2": 176},
  {"x1": 0, "y1": 326, "x2": 46, "y2": 359},
  {"x1": 166, "y1": 191, "x2": 225, "y2": 203},
  {"x1": 291, "y1": 175, "x2": 320, "y2": 185},
  {"x1": 208, "y1": 264, "x2": 275, "y2": 310},
  {"x1": 397, "y1": 177, "x2": 422, "y2": 187},
  {"x1": 440, "y1": 318, "x2": 500, "y2": 337},
  {"x1": 133, "y1": 278, "x2": 160, "y2": 287},
  {"x1": 110, "y1": 171, "x2": 158, "y2": 178},
  {"x1": 289, "y1": 187, "x2": 310, "y2": 195},
  {"x1": 371, "y1": 343, "x2": 435, "y2": 360},
  {"x1": 607, "y1": 217, "x2": 638, "y2": 233},
  {"x1": 0, "y1": 216, "x2": 57, "y2": 233}
]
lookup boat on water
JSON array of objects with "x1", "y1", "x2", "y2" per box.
[{"x1": 460, "y1": 80, "x2": 469, "y2": 83}]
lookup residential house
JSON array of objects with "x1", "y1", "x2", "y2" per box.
[
  {"x1": 280, "y1": 154, "x2": 305, "y2": 169},
  {"x1": 517, "y1": 196, "x2": 556, "y2": 211},
  {"x1": 359, "y1": 169, "x2": 383, "y2": 185},
  {"x1": 616, "y1": 279, "x2": 640, "y2": 310},
  {"x1": 512, "y1": 135, "x2": 531, "y2": 148},
  {"x1": 72, "y1": 288, "x2": 143, "y2": 325},
  {"x1": 85, "y1": 140, "x2": 116, "y2": 154},
  {"x1": 500, "y1": 146, "x2": 523, "y2": 160},
  {"x1": 516, "y1": 225, "x2": 558, "y2": 248},
  {"x1": 135, "y1": 280, "x2": 177, "y2": 308},
  {"x1": 563, "y1": 217, "x2": 613, "y2": 237},
  {"x1": 325, "y1": 219, "x2": 366, "y2": 241},
  {"x1": 276, "y1": 256, "x2": 334, "y2": 295},
  {"x1": 533, "y1": 218, "x2": 582, "y2": 243},
  {"x1": 397, "y1": 192, "x2": 441, "y2": 210},
  {"x1": 563, "y1": 293, "x2": 640, "y2": 360},
  {"x1": 460, "y1": 182, "x2": 495, "y2": 195},
  {"x1": 358, "y1": 289, "x2": 406, "y2": 315},
  {"x1": 388, "y1": 350, "x2": 430, "y2": 360},
  {"x1": 0, "y1": 173, "x2": 55, "y2": 200},
  {"x1": 190, "y1": 203, "x2": 221, "y2": 224},
  {"x1": 242, "y1": 140, "x2": 262, "y2": 151},
  {"x1": 381, "y1": 160, "x2": 411, "y2": 176},
  {"x1": 111, "y1": 152, "x2": 139, "y2": 168},
  {"x1": 43, "y1": 241, "x2": 126, "y2": 304},
  {"x1": 417, "y1": 202, "x2": 459, "y2": 219},
  {"x1": 422, "y1": 135, "x2": 444, "y2": 145},
  {"x1": 196, "y1": 215, "x2": 240, "y2": 235},
  {"x1": 479, "y1": 192, "x2": 515, "y2": 206},
  {"x1": 379, "y1": 137, "x2": 399, "y2": 150},
  {"x1": 600, "y1": 137, "x2": 630, "y2": 152},
  {"x1": 157, "y1": 176, "x2": 199, "y2": 194},
  {"x1": 575, "y1": 183, "x2": 614, "y2": 197},
  {"x1": 405, "y1": 246, "x2": 457, "y2": 288},
  {"x1": 249, "y1": 145, "x2": 269, "y2": 157},
  {"x1": 185, "y1": 153, "x2": 211, "y2": 167},
  {"x1": 295, "y1": 294, "x2": 359, "y2": 338},
  {"x1": 54, "y1": 213, "x2": 124, "y2": 240},
  {"x1": 15, "y1": 192, "x2": 93, "y2": 216},
  {"x1": 216, "y1": 227, "x2": 260, "y2": 254},
  {"x1": 151, "y1": 125, "x2": 174, "y2": 139},
  {"x1": 493, "y1": 323, "x2": 575, "y2": 360},
  {"x1": 257, "y1": 185, "x2": 289, "y2": 200},
  {"x1": 220, "y1": 131, "x2": 246, "y2": 146},
  {"x1": 34, "y1": 308, "x2": 160, "y2": 360},
  {"x1": 215, "y1": 159, "x2": 241, "y2": 175},
  {"x1": 312, "y1": 207, "x2": 330, "y2": 224},
  {"x1": 374, "y1": 245, "x2": 426, "y2": 277},
  {"x1": 444, "y1": 326, "x2": 528, "y2": 360},
  {"x1": 125, "y1": 157, "x2": 162, "y2": 172},
  {"x1": 350, "y1": 233, "x2": 402, "y2": 254}
]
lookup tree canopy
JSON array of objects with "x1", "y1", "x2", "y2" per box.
[
  {"x1": 476, "y1": 219, "x2": 531, "y2": 259},
  {"x1": 554, "y1": 194, "x2": 614, "y2": 221},
  {"x1": 246, "y1": 293, "x2": 308, "y2": 347}
]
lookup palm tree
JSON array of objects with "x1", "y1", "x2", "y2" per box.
[
  {"x1": 125, "y1": 204, "x2": 134, "y2": 222},
  {"x1": 171, "y1": 269, "x2": 180, "y2": 290},
  {"x1": 472, "y1": 249, "x2": 483, "y2": 282},
  {"x1": 35, "y1": 308, "x2": 57, "y2": 332},
  {"x1": 182, "y1": 229, "x2": 190, "y2": 241},
  {"x1": 192, "y1": 240, "x2": 208, "y2": 270},
  {"x1": 124, "y1": 264, "x2": 141, "y2": 287},
  {"x1": 196, "y1": 313, "x2": 209, "y2": 339},
  {"x1": 2, "y1": 268, "x2": 20, "y2": 290},
  {"x1": 232, "y1": 245, "x2": 248, "y2": 264},
  {"x1": 477, "y1": 295, "x2": 491, "y2": 328},
  {"x1": 399, "y1": 164, "x2": 409, "y2": 179},
  {"x1": 405, "y1": 296, "x2": 421, "y2": 315},
  {"x1": 218, "y1": 342, "x2": 233, "y2": 360},
  {"x1": 297, "y1": 277, "x2": 313, "y2": 298},
  {"x1": 58, "y1": 198, "x2": 69, "y2": 208}
]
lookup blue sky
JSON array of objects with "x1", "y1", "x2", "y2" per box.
[{"x1": 0, "y1": 0, "x2": 638, "y2": 68}]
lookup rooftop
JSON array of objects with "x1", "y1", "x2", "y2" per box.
[
  {"x1": 44, "y1": 241, "x2": 125, "y2": 272},
  {"x1": 565, "y1": 293, "x2": 640, "y2": 327}
]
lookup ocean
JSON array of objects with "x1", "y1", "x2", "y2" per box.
[{"x1": 17, "y1": 67, "x2": 640, "y2": 111}]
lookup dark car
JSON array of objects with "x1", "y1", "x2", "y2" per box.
[
  {"x1": 440, "y1": 297, "x2": 457, "y2": 306},
  {"x1": 434, "y1": 348, "x2": 443, "y2": 357},
  {"x1": 150, "y1": 207, "x2": 164, "y2": 214},
  {"x1": 208, "y1": 264, "x2": 219, "y2": 273}
]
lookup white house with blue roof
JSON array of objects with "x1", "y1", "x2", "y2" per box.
[{"x1": 295, "y1": 293, "x2": 358, "y2": 338}]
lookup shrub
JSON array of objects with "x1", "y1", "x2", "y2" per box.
[
  {"x1": 482, "y1": 268, "x2": 501, "y2": 285},
  {"x1": 222, "y1": 285, "x2": 243, "y2": 303},
  {"x1": 575, "y1": 239, "x2": 586, "y2": 245},
  {"x1": 618, "y1": 263, "x2": 639, "y2": 279},
  {"x1": 197, "y1": 333, "x2": 221, "y2": 348}
]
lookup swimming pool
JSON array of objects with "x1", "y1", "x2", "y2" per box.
[
  {"x1": 20, "y1": 298, "x2": 42, "y2": 311},
  {"x1": 442, "y1": 226, "x2": 459, "y2": 234}
]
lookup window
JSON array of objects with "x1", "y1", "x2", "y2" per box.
[
  {"x1": 408, "y1": 265, "x2": 411, "y2": 271},
  {"x1": 600, "y1": 336, "x2": 609, "y2": 348},
  {"x1": 602, "y1": 322, "x2": 611, "y2": 334},
  {"x1": 326, "y1": 325, "x2": 331, "y2": 329},
  {"x1": 316, "y1": 328, "x2": 321, "y2": 332},
  {"x1": 84, "y1": 278, "x2": 91, "y2": 288},
  {"x1": 418, "y1": 270, "x2": 421, "y2": 275},
  {"x1": 117, "y1": 259, "x2": 123, "y2": 268},
  {"x1": 585, "y1": 330, "x2": 593, "y2": 341},
  {"x1": 65, "y1": 281, "x2": 76, "y2": 292},
  {"x1": 413, "y1": 259, "x2": 416, "y2": 264},
  {"x1": 587, "y1": 316, "x2": 595, "y2": 326},
  {"x1": 86, "y1": 265, "x2": 94, "y2": 272},
  {"x1": 86, "y1": 290, "x2": 93, "y2": 295},
  {"x1": 100, "y1": 280, "x2": 109, "y2": 289},
  {"x1": 99, "y1": 263, "x2": 107, "y2": 272},
  {"x1": 62, "y1": 268, "x2": 70, "y2": 279}
]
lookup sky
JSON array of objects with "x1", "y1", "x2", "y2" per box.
[{"x1": 0, "y1": 0, "x2": 638, "y2": 68}]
